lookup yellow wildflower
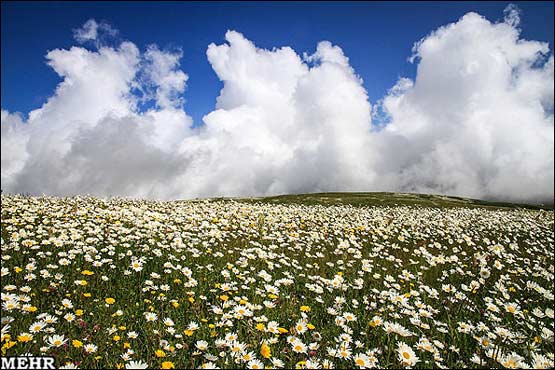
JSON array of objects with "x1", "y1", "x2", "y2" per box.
[
  {"x1": 17, "y1": 334, "x2": 33, "y2": 343},
  {"x1": 260, "y1": 343, "x2": 271, "y2": 359}
]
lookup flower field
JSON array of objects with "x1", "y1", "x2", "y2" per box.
[{"x1": 1, "y1": 194, "x2": 554, "y2": 369}]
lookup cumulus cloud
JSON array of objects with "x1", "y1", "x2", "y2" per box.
[
  {"x1": 1, "y1": 111, "x2": 29, "y2": 191},
  {"x1": 373, "y1": 8, "x2": 554, "y2": 203},
  {"x1": 2, "y1": 21, "x2": 192, "y2": 198},
  {"x1": 1, "y1": 6, "x2": 553, "y2": 203},
  {"x1": 188, "y1": 31, "x2": 375, "y2": 197}
]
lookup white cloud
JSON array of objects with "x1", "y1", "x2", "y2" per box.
[
  {"x1": 74, "y1": 19, "x2": 99, "y2": 43},
  {"x1": 73, "y1": 19, "x2": 118, "y2": 47},
  {"x1": 1, "y1": 9, "x2": 553, "y2": 204},
  {"x1": 503, "y1": 3, "x2": 521, "y2": 28},
  {"x1": 2, "y1": 22, "x2": 192, "y2": 198},
  {"x1": 1, "y1": 111, "x2": 29, "y2": 190},
  {"x1": 374, "y1": 9, "x2": 553, "y2": 203},
  {"x1": 188, "y1": 31, "x2": 374, "y2": 197},
  {"x1": 143, "y1": 46, "x2": 188, "y2": 109}
]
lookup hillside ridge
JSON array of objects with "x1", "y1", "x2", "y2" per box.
[{"x1": 221, "y1": 191, "x2": 554, "y2": 210}]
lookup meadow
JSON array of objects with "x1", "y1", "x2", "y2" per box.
[{"x1": 1, "y1": 193, "x2": 553, "y2": 369}]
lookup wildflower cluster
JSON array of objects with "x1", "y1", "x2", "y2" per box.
[{"x1": 1, "y1": 194, "x2": 553, "y2": 369}]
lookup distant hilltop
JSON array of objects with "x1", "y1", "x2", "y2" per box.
[{"x1": 220, "y1": 192, "x2": 554, "y2": 211}]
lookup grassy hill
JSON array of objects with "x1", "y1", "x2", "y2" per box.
[{"x1": 229, "y1": 192, "x2": 553, "y2": 210}]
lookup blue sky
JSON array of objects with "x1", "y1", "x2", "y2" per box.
[{"x1": 2, "y1": 1, "x2": 554, "y2": 124}]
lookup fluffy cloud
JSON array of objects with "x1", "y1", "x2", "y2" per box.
[
  {"x1": 1, "y1": 26, "x2": 192, "y2": 198},
  {"x1": 374, "y1": 11, "x2": 554, "y2": 202},
  {"x1": 2, "y1": 6, "x2": 553, "y2": 203},
  {"x1": 186, "y1": 32, "x2": 375, "y2": 197}
]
